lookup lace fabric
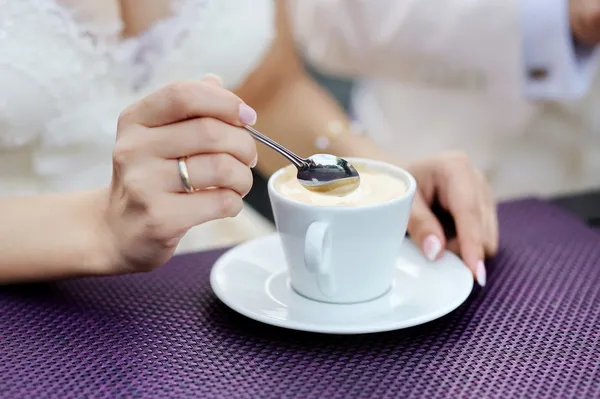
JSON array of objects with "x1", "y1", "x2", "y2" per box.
[
  {"x1": 0, "y1": 0, "x2": 277, "y2": 248},
  {"x1": 0, "y1": 0, "x2": 275, "y2": 185}
]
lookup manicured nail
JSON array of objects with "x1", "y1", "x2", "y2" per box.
[
  {"x1": 423, "y1": 234, "x2": 442, "y2": 261},
  {"x1": 238, "y1": 103, "x2": 257, "y2": 125},
  {"x1": 476, "y1": 261, "x2": 487, "y2": 287},
  {"x1": 202, "y1": 73, "x2": 223, "y2": 86},
  {"x1": 250, "y1": 154, "x2": 258, "y2": 168}
]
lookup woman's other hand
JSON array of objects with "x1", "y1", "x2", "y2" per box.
[
  {"x1": 102, "y1": 76, "x2": 258, "y2": 274},
  {"x1": 406, "y1": 152, "x2": 499, "y2": 287}
]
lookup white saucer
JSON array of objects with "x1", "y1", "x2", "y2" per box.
[{"x1": 210, "y1": 234, "x2": 473, "y2": 334}]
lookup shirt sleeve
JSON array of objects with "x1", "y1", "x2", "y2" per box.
[
  {"x1": 522, "y1": 0, "x2": 600, "y2": 99},
  {"x1": 290, "y1": 0, "x2": 527, "y2": 99}
]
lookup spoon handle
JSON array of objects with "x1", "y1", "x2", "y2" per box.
[{"x1": 243, "y1": 125, "x2": 307, "y2": 169}]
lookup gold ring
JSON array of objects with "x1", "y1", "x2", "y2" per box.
[{"x1": 177, "y1": 157, "x2": 196, "y2": 193}]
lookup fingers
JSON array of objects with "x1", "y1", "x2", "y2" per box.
[
  {"x1": 484, "y1": 209, "x2": 499, "y2": 256},
  {"x1": 137, "y1": 189, "x2": 245, "y2": 243},
  {"x1": 202, "y1": 73, "x2": 224, "y2": 87},
  {"x1": 477, "y1": 170, "x2": 499, "y2": 257},
  {"x1": 161, "y1": 154, "x2": 254, "y2": 196},
  {"x1": 436, "y1": 154, "x2": 486, "y2": 285},
  {"x1": 448, "y1": 188, "x2": 485, "y2": 281},
  {"x1": 108, "y1": 75, "x2": 261, "y2": 272},
  {"x1": 143, "y1": 116, "x2": 257, "y2": 165},
  {"x1": 119, "y1": 79, "x2": 257, "y2": 128},
  {"x1": 446, "y1": 239, "x2": 461, "y2": 255},
  {"x1": 409, "y1": 151, "x2": 499, "y2": 288},
  {"x1": 407, "y1": 195, "x2": 446, "y2": 261},
  {"x1": 116, "y1": 74, "x2": 258, "y2": 170},
  {"x1": 169, "y1": 188, "x2": 245, "y2": 231}
]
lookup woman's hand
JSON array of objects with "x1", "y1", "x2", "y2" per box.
[
  {"x1": 101, "y1": 77, "x2": 258, "y2": 274},
  {"x1": 405, "y1": 152, "x2": 499, "y2": 287}
]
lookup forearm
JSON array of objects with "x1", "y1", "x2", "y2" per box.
[
  {"x1": 252, "y1": 75, "x2": 395, "y2": 176},
  {"x1": 0, "y1": 189, "x2": 110, "y2": 284},
  {"x1": 238, "y1": 0, "x2": 394, "y2": 175}
]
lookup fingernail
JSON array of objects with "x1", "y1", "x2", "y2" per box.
[
  {"x1": 250, "y1": 154, "x2": 258, "y2": 168},
  {"x1": 476, "y1": 260, "x2": 487, "y2": 287},
  {"x1": 202, "y1": 73, "x2": 223, "y2": 86},
  {"x1": 423, "y1": 234, "x2": 442, "y2": 261},
  {"x1": 238, "y1": 103, "x2": 257, "y2": 125}
]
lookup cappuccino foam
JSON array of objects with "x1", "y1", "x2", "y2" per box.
[{"x1": 275, "y1": 165, "x2": 407, "y2": 206}]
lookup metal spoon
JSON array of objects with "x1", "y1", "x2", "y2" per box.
[{"x1": 244, "y1": 125, "x2": 360, "y2": 196}]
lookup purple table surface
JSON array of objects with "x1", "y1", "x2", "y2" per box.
[{"x1": 1, "y1": 199, "x2": 599, "y2": 399}]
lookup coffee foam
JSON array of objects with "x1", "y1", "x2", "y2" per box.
[{"x1": 274, "y1": 164, "x2": 407, "y2": 207}]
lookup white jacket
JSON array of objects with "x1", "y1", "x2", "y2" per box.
[{"x1": 290, "y1": 0, "x2": 600, "y2": 199}]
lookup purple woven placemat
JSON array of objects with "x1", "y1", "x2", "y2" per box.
[{"x1": 1, "y1": 199, "x2": 599, "y2": 399}]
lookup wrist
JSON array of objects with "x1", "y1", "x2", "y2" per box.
[
  {"x1": 78, "y1": 188, "x2": 119, "y2": 277},
  {"x1": 0, "y1": 188, "x2": 117, "y2": 284}
]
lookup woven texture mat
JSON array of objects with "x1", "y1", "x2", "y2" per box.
[{"x1": 1, "y1": 199, "x2": 599, "y2": 399}]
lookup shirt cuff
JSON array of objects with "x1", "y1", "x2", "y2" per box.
[{"x1": 522, "y1": 0, "x2": 600, "y2": 99}]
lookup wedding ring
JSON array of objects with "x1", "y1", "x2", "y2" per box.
[{"x1": 178, "y1": 157, "x2": 196, "y2": 193}]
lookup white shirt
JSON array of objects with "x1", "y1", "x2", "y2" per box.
[
  {"x1": 290, "y1": 0, "x2": 599, "y2": 99},
  {"x1": 522, "y1": 0, "x2": 599, "y2": 98},
  {"x1": 290, "y1": 0, "x2": 600, "y2": 198}
]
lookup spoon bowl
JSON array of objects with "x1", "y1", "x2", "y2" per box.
[
  {"x1": 297, "y1": 154, "x2": 360, "y2": 196},
  {"x1": 244, "y1": 126, "x2": 360, "y2": 196}
]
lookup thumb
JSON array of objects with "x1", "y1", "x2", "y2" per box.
[
  {"x1": 407, "y1": 195, "x2": 446, "y2": 261},
  {"x1": 201, "y1": 73, "x2": 258, "y2": 127},
  {"x1": 201, "y1": 73, "x2": 224, "y2": 87}
]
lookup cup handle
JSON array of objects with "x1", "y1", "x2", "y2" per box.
[{"x1": 304, "y1": 221, "x2": 336, "y2": 297}]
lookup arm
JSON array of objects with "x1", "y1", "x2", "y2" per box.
[
  {"x1": 0, "y1": 79, "x2": 259, "y2": 285},
  {"x1": 237, "y1": 1, "x2": 395, "y2": 176},
  {"x1": 0, "y1": 190, "x2": 110, "y2": 284},
  {"x1": 289, "y1": 0, "x2": 599, "y2": 99},
  {"x1": 237, "y1": 1, "x2": 498, "y2": 281}
]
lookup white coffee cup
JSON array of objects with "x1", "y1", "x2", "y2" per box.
[{"x1": 267, "y1": 158, "x2": 416, "y2": 304}]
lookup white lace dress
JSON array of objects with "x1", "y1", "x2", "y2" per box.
[{"x1": 0, "y1": 0, "x2": 276, "y2": 252}]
